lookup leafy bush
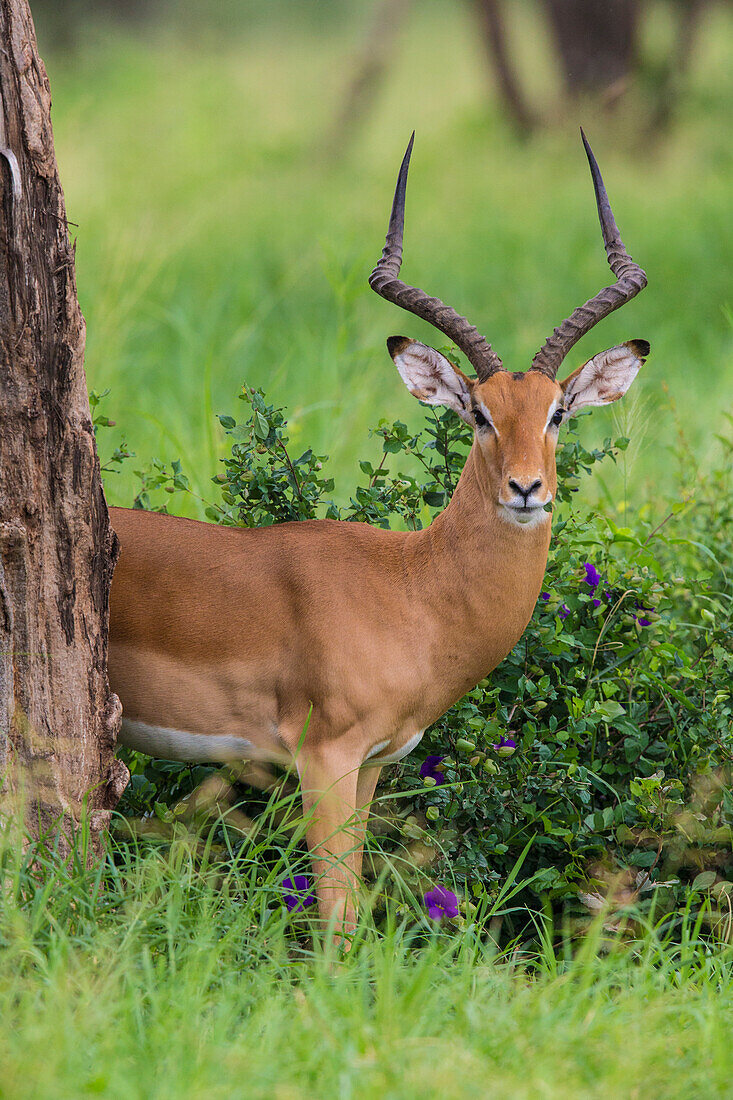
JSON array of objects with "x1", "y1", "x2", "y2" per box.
[{"x1": 111, "y1": 379, "x2": 733, "y2": 935}]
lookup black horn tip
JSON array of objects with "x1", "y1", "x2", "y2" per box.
[
  {"x1": 398, "y1": 132, "x2": 416, "y2": 181},
  {"x1": 580, "y1": 127, "x2": 605, "y2": 193},
  {"x1": 627, "y1": 338, "x2": 650, "y2": 358},
  {"x1": 387, "y1": 335, "x2": 411, "y2": 358}
]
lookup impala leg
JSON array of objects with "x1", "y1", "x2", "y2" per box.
[
  {"x1": 354, "y1": 764, "x2": 382, "y2": 881},
  {"x1": 298, "y1": 752, "x2": 362, "y2": 939}
]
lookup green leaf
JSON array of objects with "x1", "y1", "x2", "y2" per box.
[
  {"x1": 253, "y1": 411, "x2": 269, "y2": 440},
  {"x1": 691, "y1": 871, "x2": 717, "y2": 892},
  {"x1": 595, "y1": 700, "x2": 626, "y2": 722}
]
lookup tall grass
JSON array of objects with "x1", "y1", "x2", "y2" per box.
[{"x1": 1, "y1": 816, "x2": 732, "y2": 1100}]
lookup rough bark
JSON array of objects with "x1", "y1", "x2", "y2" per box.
[{"x1": 0, "y1": 0, "x2": 127, "y2": 849}]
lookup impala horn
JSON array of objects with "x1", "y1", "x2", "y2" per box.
[
  {"x1": 369, "y1": 132, "x2": 504, "y2": 382},
  {"x1": 530, "y1": 129, "x2": 648, "y2": 380}
]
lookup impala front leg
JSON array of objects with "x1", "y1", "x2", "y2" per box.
[
  {"x1": 354, "y1": 764, "x2": 382, "y2": 881},
  {"x1": 298, "y1": 750, "x2": 362, "y2": 940}
]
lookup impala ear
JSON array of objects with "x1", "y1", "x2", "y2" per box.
[
  {"x1": 387, "y1": 337, "x2": 474, "y2": 422},
  {"x1": 560, "y1": 340, "x2": 649, "y2": 415}
]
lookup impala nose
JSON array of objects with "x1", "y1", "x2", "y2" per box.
[{"x1": 508, "y1": 478, "x2": 543, "y2": 504}]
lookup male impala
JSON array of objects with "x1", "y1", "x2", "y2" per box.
[{"x1": 109, "y1": 131, "x2": 649, "y2": 935}]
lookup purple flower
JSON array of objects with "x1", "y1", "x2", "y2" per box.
[
  {"x1": 591, "y1": 598, "x2": 601, "y2": 608},
  {"x1": 493, "y1": 736, "x2": 517, "y2": 757},
  {"x1": 583, "y1": 562, "x2": 602, "y2": 590},
  {"x1": 419, "y1": 755, "x2": 446, "y2": 784},
  {"x1": 558, "y1": 604, "x2": 571, "y2": 620},
  {"x1": 604, "y1": 589, "x2": 614, "y2": 603},
  {"x1": 281, "y1": 875, "x2": 317, "y2": 913},
  {"x1": 634, "y1": 600, "x2": 653, "y2": 627},
  {"x1": 424, "y1": 885, "x2": 460, "y2": 921},
  {"x1": 540, "y1": 592, "x2": 551, "y2": 602}
]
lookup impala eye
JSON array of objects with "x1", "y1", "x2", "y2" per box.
[
  {"x1": 474, "y1": 408, "x2": 491, "y2": 430},
  {"x1": 551, "y1": 408, "x2": 564, "y2": 427}
]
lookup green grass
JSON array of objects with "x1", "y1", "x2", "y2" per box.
[
  {"x1": 41, "y1": 3, "x2": 732, "y2": 517},
  {"x1": 2, "y1": 823, "x2": 733, "y2": 1100}
]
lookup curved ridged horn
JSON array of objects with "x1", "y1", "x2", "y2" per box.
[
  {"x1": 369, "y1": 133, "x2": 503, "y2": 382},
  {"x1": 530, "y1": 129, "x2": 647, "y2": 380}
]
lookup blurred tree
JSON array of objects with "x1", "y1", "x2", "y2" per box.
[
  {"x1": 543, "y1": 0, "x2": 639, "y2": 100},
  {"x1": 329, "y1": 0, "x2": 716, "y2": 143},
  {"x1": 648, "y1": 0, "x2": 708, "y2": 130},
  {"x1": 327, "y1": 0, "x2": 413, "y2": 156},
  {"x1": 471, "y1": 0, "x2": 535, "y2": 136},
  {"x1": 0, "y1": 0, "x2": 127, "y2": 850},
  {"x1": 475, "y1": 0, "x2": 714, "y2": 131},
  {"x1": 31, "y1": 0, "x2": 146, "y2": 51}
]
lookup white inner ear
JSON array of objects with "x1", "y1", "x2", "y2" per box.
[
  {"x1": 562, "y1": 343, "x2": 645, "y2": 415},
  {"x1": 392, "y1": 340, "x2": 473, "y2": 422}
]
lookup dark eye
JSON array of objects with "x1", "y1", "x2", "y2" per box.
[
  {"x1": 551, "y1": 408, "x2": 564, "y2": 427},
  {"x1": 473, "y1": 408, "x2": 491, "y2": 430}
]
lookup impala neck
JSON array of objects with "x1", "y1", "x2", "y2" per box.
[{"x1": 411, "y1": 442, "x2": 552, "y2": 685}]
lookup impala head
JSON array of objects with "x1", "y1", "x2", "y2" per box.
[{"x1": 370, "y1": 131, "x2": 650, "y2": 528}]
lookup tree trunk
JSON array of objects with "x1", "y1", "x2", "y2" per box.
[
  {"x1": 649, "y1": 0, "x2": 707, "y2": 132},
  {"x1": 0, "y1": 0, "x2": 127, "y2": 850},
  {"x1": 543, "y1": 0, "x2": 639, "y2": 96},
  {"x1": 472, "y1": 0, "x2": 535, "y2": 136},
  {"x1": 324, "y1": 0, "x2": 413, "y2": 158}
]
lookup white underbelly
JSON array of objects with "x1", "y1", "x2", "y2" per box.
[
  {"x1": 363, "y1": 728, "x2": 425, "y2": 767},
  {"x1": 119, "y1": 718, "x2": 258, "y2": 763},
  {"x1": 119, "y1": 718, "x2": 426, "y2": 770}
]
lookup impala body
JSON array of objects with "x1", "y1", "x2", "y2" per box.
[
  {"x1": 110, "y1": 131, "x2": 649, "y2": 935},
  {"x1": 110, "y1": 385, "x2": 554, "y2": 768}
]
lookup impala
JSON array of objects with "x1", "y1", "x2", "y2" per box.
[{"x1": 109, "y1": 131, "x2": 649, "y2": 935}]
